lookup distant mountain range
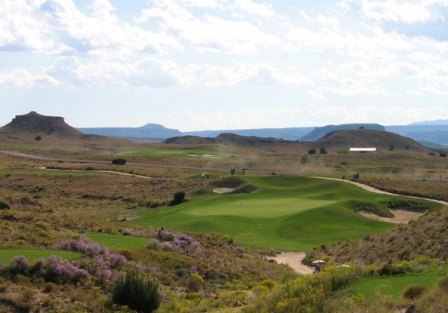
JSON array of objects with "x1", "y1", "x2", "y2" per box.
[
  {"x1": 2, "y1": 112, "x2": 446, "y2": 148},
  {"x1": 79, "y1": 124, "x2": 182, "y2": 140},
  {"x1": 408, "y1": 119, "x2": 448, "y2": 126},
  {"x1": 78, "y1": 121, "x2": 448, "y2": 147}
]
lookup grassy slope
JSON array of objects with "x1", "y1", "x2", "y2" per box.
[
  {"x1": 0, "y1": 248, "x2": 80, "y2": 263},
  {"x1": 350, "y1": 273, "x2": 443, "y2": 299},
  {"x1": 130, "y1": 175, "x2": 425, "y2": 251},
  {"x1": 87, "y1": 233, "x2": 149, "y2": 249}
]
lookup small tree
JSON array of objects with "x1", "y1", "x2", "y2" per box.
[
  {"x1": 0, "y1": 201, "x2": 10, "y2": 210},
  {"x1": 440, "y1": 152, "x2": 447, "y2": 158},
  {"x1": 169, "y1": 191, "x2": 185, "y2": 206},
  {"x1": 389, "y1": 145, "x2": 395, "y2": 151},
  {"x1": 402, "y1": 285, "x2": 427, "y2": 301},
  {"x1": 112, "y1": 158, "x2": 127, "y2": 165},
  {"x1": 300, "y1": 156, "x2": 309, "y2": 164},
  {"x1": 308, "y1": 149, "x2": 317, "y2": 155},
  {"x1": 112, "y1": 271, "x2": 160, "y2": 313},
  {"x1": 35, "y1": 135, "x2": 42, "y2": 141},
  {"x1": 319, "y1": 148, "x2": 327, "y2": 154}
]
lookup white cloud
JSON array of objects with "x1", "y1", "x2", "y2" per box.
[
  {"x1": 137, "y1": 0, "x2": 279, "y2": 54},
  {"x1": 0, "y1": 69, "x2": 60, "y2": 88},
  {"x1": 233, "y1": 0, "x2": 275, "y2": 18},
  {"x1": 179, "y1": 63, "x2": 310, "y2": 87},
  {"x1": 0, "y1": 0, "x2": 179, "y2": 54},
  {"x1": 361, "y1": 1, "x2": 432, "y2": 24}
]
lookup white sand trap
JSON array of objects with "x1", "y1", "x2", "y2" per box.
[
  {"x1": 358, "y1": 209, "x2": 425, "y2": 224},
  {"x1": 266, "y1": 252, "x2": 313, "y2": 275},
  {"x1": 213, "y1": 187, "x2": 235, "y2": 194}
]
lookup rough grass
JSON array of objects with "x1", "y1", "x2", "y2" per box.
[
  {"x1": 349, "y1": 273, "x2": 443, "y2": 299},
  {"x1": 0, "y1": 248, "x2": 80, "y2": 263},
  {"x1": 130, "y1": 175, "x2": 432, "y2": 251},
  {"x1": 87, "y1": 233, "x2": 150, "y2": 249}
]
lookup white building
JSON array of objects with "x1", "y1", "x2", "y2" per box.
[{"x1": 349, "y1": 148, "x2": 377, "y2": 152}]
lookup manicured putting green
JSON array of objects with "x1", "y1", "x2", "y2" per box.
[
  {"x1": 131, "y1": 175, "x2": 436, "y2": 251},
  {"x1": 351, "y1": 273, "x2": 443, "y2": 299},
  {"x1": 0, "y1": 248, "x2": 80, "y2": 263},
  {"x1": 87, "y1": 233, "x2": 149, "y2": 249}
]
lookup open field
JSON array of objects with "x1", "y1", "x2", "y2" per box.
[
  {"x1": 0, "y1": 248, "x2": 80, "y2": 263},
  {"x1": 131, "y1": 175, "x2": 440, "y2": 251}
]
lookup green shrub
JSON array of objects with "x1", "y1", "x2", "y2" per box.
[
  {"x1": 169, "y1": 191, "x2": 185, "y2": 206},
  {"x1": 187, "y1": 273, "x2": 204, "y2": 292},
  {"x1": 112, "y1": 158, "x2": 127, "y2": 165},
  {"x1": 112, "y1": 271, "x2": 160, "y2": 313},
  {"x1": 0, "y1": 202, "x2": 10, "y2": 210},
  {"x1": 402, "y1": 285, "x2": 427, "y2": 301},
  {"x1": 308, "y1": 149, "x2": 317, "y2": 155},
  {"x1": 300, "y1": 156, "x2": 309, "y2": 164}
]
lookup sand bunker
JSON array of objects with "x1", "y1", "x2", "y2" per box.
[
  {"x1": 358, "y1": 209, "x2": 425, "y2": 224},
  {"x1": 213, "y1": 187, "x2": 235, "y2": 194},
  {"x1": 266, "y1": 252, "x2": 313, "y2": 275}
]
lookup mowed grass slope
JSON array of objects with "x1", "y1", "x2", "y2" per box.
[
  {"x1": 0, "y1": 248, "x2": 80, "y2": 263},
  {"x1": 350, "y1": 273, "x2": 444, "y2": 299},
  {"x1": 132, "y1": 175, "x2": 433, "y2": 251}
]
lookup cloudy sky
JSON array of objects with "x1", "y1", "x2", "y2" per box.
[{"x1": 1, "y1": 0, "x2": 448, "y2": 130}]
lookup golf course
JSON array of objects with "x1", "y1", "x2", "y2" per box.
[{"x1": 132, "y1": 175, "x2": 439, "y2": 251}]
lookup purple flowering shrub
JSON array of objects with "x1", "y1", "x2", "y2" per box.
[
  {"x1": 10, "y1": 256, "x2": 30, "y2": 275},
  {"x1": 53, "y1": 237, "x2": 129, "y2": 285},
  {"x1": 119, "y1": 228, "x2": 202, "y2": 254},
  {"x1": 3, "y1": 256, "x2": 88, "y2": 285},
  {"x1": 54, "y1": 237, "x2": 110, "y2": 257},
  {"x1": 45, "y1": 256, "x2": 89, "y2": 284}
]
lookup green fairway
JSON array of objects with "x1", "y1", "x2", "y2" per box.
[
  {"x1": 0, "y1": 248, "x2": 80, "y2": 263},
  {"x1": 131, "y1": 175, "x2": 437, "y2": 251},
  {"x1": 87, "y1": 233, "x2": 149, "y2": 249},
  {"x1": 350, "y1": 273, "x2": 443, "y2": 299}
]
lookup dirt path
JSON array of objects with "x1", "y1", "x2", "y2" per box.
[
  {"x1": 313, "y1": 176, "x2": 448, "y2": 224},
  {"x1": 39, "y1": 166, "x2": 160, "y2": 180},
  {"x1": 266, "y1": 252, "x2": 313, "y2": 275},
  {"x1": 313, "y1": 176, "x2": 448, "y2": 207}
]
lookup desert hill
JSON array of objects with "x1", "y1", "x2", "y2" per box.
[
  {"x1": 1, "y1": 111, "x2": 81, "y2": 138},
  {"x1": 314, "y1": 129, "x2": 428, "y2": 152},
  {"x1": 165, "y1": 133, "x2": 294, "y2": 146},
  {"x1": 79, "y1": 123, "x2": 182, "y2": 140},
  {"x1": 301, "y1": 123, "x2": 385, "y2": 141}
]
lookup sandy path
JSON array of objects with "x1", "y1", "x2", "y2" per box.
[
  {"x1": 266, "y1": 252, "x2": 313, "y2": 275},
  {"x1": 313, "y1": 176, "x2": 448, "y2": 223},
  {"x1": 313, "y1": 176, "x2": 448, "y2": 206},
  {"x1": 39, "y1": 166, "x2": 160, "y2": 180}
]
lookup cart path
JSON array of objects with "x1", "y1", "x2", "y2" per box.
[
  {"x1": 38, "y1": 166, "x2": 161, "y2": 180},
  {"x1": 266, "y1": 252, "x2": 313, "y2": 275},
  {"x1": 313, "y1": 176, "x2": 448, "y2": 207}
]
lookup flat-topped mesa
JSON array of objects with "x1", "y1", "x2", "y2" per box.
[{"x1": 2, "y1": 111, "x2": 81, "y2": 137}]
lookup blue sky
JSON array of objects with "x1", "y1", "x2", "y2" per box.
[{"x1": 0, "y1": 0, "x2": 447, "y2": 130}]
